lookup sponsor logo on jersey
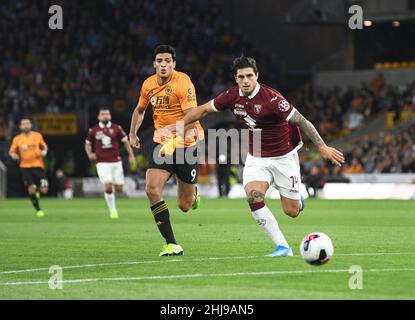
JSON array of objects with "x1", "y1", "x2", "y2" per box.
[
  {"x1": 233, "y1": 108, "x2": 247, "y2": 117},
  {"x1": 101, "y1": 135, "x2": 112, "y2": 149},
  {"x1": 278, "y1": 99, "x2": 290, "y2": 112},
  {"x1": 96, "y1": 131, "x2": 104, "y2": 139},
  {"x1": 254, "y1": 104, "x2": 262, "y2": 114}
]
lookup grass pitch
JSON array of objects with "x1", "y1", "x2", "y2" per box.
[{"x1": 0, "y1": 198, "x2": 414, "y2": 299}]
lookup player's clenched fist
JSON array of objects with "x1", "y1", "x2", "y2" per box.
[
  {"x1": 129, "y1": 133, "x2": 141, "y2": 149},
  {"x1": 88, "y1": 153, "x2": 97, "y2": 161}
]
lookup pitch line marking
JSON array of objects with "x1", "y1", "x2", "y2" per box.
[
  {"x1": 1, "y1": 268, "x2": 415, "y2": 286},
  {"x1": 0, "y1": 252, "x2": 415, "y2": 275},
  {"x1": 1, "y1": 252, "x2": 414, "y2": 275},
  {"x1": 0, "y1": 256, "x2": 257, "y2": 275}
]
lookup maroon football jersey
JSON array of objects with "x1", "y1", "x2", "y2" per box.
[
  {"x1": 85, "y1": 122, "x2": 128, "y2": 163},
  {"x1": 211, "y1": 83, "x2": 302, "y2": 157}
]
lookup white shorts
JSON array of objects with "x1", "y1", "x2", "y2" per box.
[
  {"x1": 243, "y1": 152, "x2": 301, "y2": 200},
  {"x1": 96, "y1": 161, "x2": 125, "y2": 185}
]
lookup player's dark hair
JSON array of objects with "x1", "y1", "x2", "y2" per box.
[
  {"x1": 98, "y1": 107, "x2": 111, "y2": 113},
  {"x1": 231, "y1": 56, "x2": 258, "y2": 75},
  {"x1": 153, "y1": 45, "x2": 176, "y2": 61},
  {"x1": 20, "y1": 117, "x2": 32, "y2": 123}
]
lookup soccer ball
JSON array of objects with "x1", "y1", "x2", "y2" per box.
[{"x1": 300, "y1": 232, "x2": 334, "y2": 265}]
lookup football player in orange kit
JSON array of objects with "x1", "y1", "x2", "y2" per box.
[
  {"x1": 129, "y1": 45, "x2": 204, "y2": 256},
  {"x1": 9, "y1": 118, "x2": 49, "y2": 217}
]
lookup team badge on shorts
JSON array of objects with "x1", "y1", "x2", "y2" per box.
[{"x1": 254, "y1": 104, "x2": 262, "y2": 114}]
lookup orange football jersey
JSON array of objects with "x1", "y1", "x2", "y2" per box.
[
  {"x1": 9, "y1": 131, "x2": 47, "y2": 168},
  {"x1": 138, "y1": 70, "x2": 204, "y2": 147}
]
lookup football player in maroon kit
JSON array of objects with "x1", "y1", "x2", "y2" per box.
[
  {"x1": 85, "y1": 108, "x2": 136, "y2": 219},
  {"x1": 161, "y1": 56, "x2": 344, "y2": 257}
]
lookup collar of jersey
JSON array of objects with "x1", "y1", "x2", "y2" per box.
[
  {"x1": 99, "y1": 121, "x2": 112, "y2": 128},
  {"x1": 239, "y1": 83, "x2": 261, "y2": 99}
]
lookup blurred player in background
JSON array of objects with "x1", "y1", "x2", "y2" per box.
[
  {"x1": 129, "y1": 45, "x2": 204, "y2": 256},
  {"x1": 9, "y1": 118, "x2": 48, "y2": 217},
  {"x1": 55, "y1": 169, "x2": 73, "y2": 199},
  {"x1": 162, "y1": 56, "x2": 344, "y2": 257},
  {"x1": 85, "y1": 107, "x2": 136, "y2": 219}
]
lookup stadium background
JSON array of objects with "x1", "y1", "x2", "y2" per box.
[
  {"x1": 1, "y1": 0, "x2": 415, "y2": 302},
  {"x1": 0, "y1": 0, "x2": 414, "y2": 199}
]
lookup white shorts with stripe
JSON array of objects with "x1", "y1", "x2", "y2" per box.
[
  {"x1": 243, "y1": 151, "x2": 302, "y2": 200},
  {"x1": 96, "y1": 161, "x2": 125, "y2": 185}
]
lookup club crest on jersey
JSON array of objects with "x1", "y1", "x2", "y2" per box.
[
  {"x1": 233, "y1": 108, "x2": 247, "y2": 117},
  {"x1": 278, "y1": 99, "x2": 290, "y2": 112},
  {"x1": 254, "y1": 104, "x2": 262, "y2": 114}
]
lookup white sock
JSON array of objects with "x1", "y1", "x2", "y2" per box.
[
  {"x1": 251, "y1": 205, "x2": 289, "y2": 248},
  {"x1": 104, "y1": 192, "x2": 116, "y2": 213}
]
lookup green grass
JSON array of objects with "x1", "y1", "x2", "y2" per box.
[{"x1": 0, "y1": 198, "x2": 414, "y2": 299}]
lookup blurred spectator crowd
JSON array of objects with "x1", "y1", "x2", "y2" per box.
[
  {"x1": 0, "y1": 0, "x2": 414, "y2": 177},
  {"x1": 302, "y1": 120, "x2": 415, "y2": 178},
  {"x1": 293, "y1": 74, "x2": 415, "y2": 140},
  {"x1": 0, "y1": 0, "x2": 279, "y2": 140}
]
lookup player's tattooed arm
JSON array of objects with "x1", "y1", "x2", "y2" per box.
[
  {"x1": 288, "y1": 110, "x2": 325, "y2": 147},
  {"x1": 288, "y1": 110, "x2": 345, "y2": 166}
]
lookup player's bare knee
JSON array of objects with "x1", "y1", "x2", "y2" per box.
[
  {"x1": 104, "y1": 183, "x2": 113, "y2": 193},
  {"x1": 145, "y1": 184, "x2": 162, "y2": 199},
  {"x1": 178, "y1": 202, "x2": 191, "y2": 212},
  {"x1": 247, "y1": 190, "x2": 265, "y2": 204},
  {"x1": 28, "y1": 185, "x2": 36, "y2": 195},
  {"x1": 283, "y1": 206, "x2": 300, "y2": 218},
  {"x1": 177, "y1": 198, "x2": 192, "y2": 212}
]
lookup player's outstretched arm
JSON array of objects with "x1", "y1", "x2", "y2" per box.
[
  {"x1": 288, "y1": 110, "x2": 345, "y2": 166},
  {"x1": 179, "y1": 102, "x2": 214, "y2": 137},
  {"x1": 129, "y1": 104, "x2": 146, "y2": 149},
  {"x1": 160, "y1": 102, "x2": 214, "y2": 156}
]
